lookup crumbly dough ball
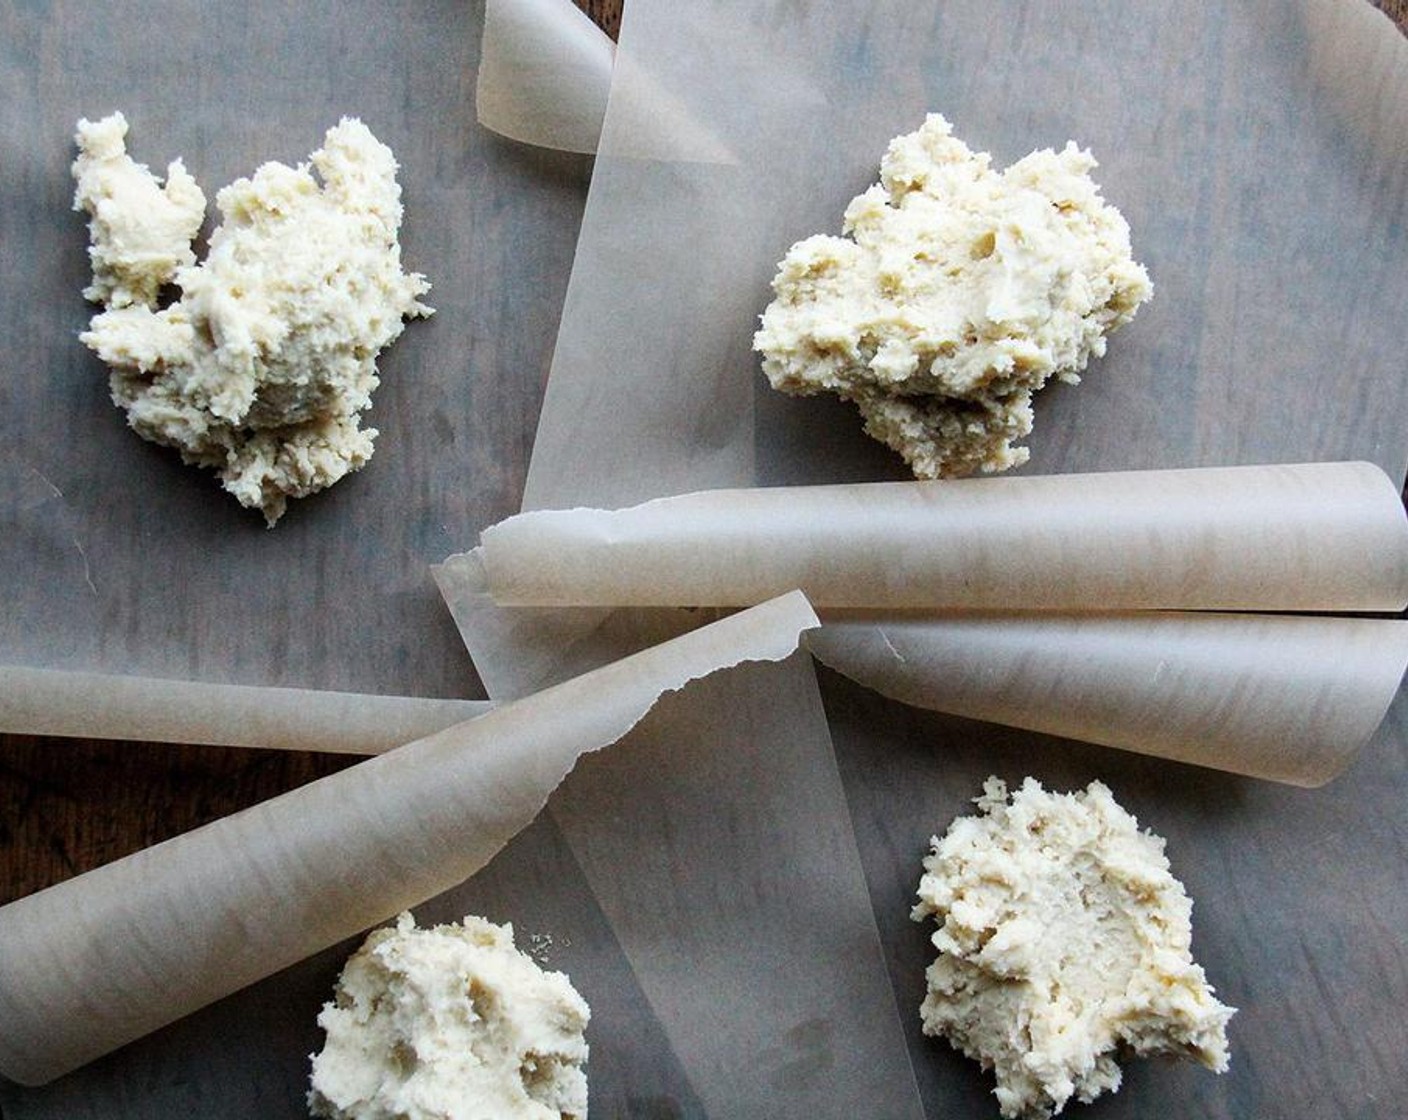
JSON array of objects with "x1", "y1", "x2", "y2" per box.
[
  {"x1": 754, "y1": 114, "x2": 1151, "y2": 477},
  {"x1": 308, "y1": 913, "x2": 590, "y2": 1120},
  {"x1": 73, "y1": 114, "x2": 431, "y2": 525},
  {"x1": 71, "y1": 112, "x2": 207, "y2": 310},
  {"x1": 912, "y1": 777, "x2": 1233, "y2": 1119}
]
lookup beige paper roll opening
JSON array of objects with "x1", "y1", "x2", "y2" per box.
[{"x1": 477, "y1": 462, "x2": 1408, "y2": 612}]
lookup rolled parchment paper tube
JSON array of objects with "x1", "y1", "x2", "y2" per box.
[
  {"x1": 477, "y1": 0, "x2": 615, "y2": 153},
  {"x1": 479, "y1": 462, "x2": 1408, "y2": 611},
  {"x1": 0, "y1": 591, "x2": 818, "y2": 1086},
  {"x1": 806, "y1": 611, "x2": 1408, "y2": 786},
  {"x1": 475, "y1": 0, "x2": 732, "y2": 164},
  {"x1": 0, "y1": 666, "x2": 488, "y2": 754}
]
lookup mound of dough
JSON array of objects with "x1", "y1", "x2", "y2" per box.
[
  {"x1": 73, "y1": 113, "x2": 431, "y2": 525},
  {"x1": 912, "y1": 777, "x2": 1233, "y2": 1119},
  {"x1": 754, "y1": 114, "x2": 1151, "y2": 477},
  {"x1": 308, "y1": 913, "x2": 590, "y2": 1120}
]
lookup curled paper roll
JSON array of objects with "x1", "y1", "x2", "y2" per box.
[
  {"x1": 477, "y1": 0, "x2": 615, "y2": 153},
  {"x1": 0, "y1": 666, "x2": 487, "y2": 754},
  {"x1": 477, "y1": 462, "x2": 1408, "y2": 612},
  {"x1": 807, "y1": 611, "x2": 1408, "y2": 786},
  {"x1": 475, "y1": 0, "x2": 733, "y2": 163},
  {"x1": 0, "y1": 592, "x2": 817, "y2": 1087}
]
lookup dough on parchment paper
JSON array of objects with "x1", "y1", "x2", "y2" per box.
[
  {"x1": 72, "y1": 112, "x2": 431, "y2": 526},
  {"x1": 308, "y1": 912, "x2": 590, "y2": 1120},
  {"x1": 755, "y1": 114, "x2": 1151, "y2": 477},
  {"x1": 912, "y1": 777, "x2": 1234, "y2": 1119}
]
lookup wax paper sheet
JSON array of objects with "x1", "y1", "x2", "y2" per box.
[{"x1": 464, "y1": 1, "x2": 1408, "y2": 1116}]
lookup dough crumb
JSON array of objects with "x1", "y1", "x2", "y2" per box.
[
  {"x1": 308, "y1": 912, "x2": 590, "y2": 1120},
  {"x1": 912, "y1": 777, "x2": 1233, "y2": 1119},
  {"x1": 754, "y1": 114, "x2": 1151, "y2": 477},
  {"x1": 72, "y1": 113, "x2": 431, "y2": 525}
]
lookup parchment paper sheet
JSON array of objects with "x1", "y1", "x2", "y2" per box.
[
  {"x1": 480, "y1": 1, "x2": 1408, "y2": 1116},
  {"x1": 0, "y1": 592, "x2": 816, "y2": 1087},
  {"x1": 521, "y1": 2, "x2": 1408, "y2": 510},
  {"x1": 470, "y1": 460, "x2": 1408, "y2": 785},
  {"x1": 479, "y1": 462, "x2": 1408, "y2": 611}
]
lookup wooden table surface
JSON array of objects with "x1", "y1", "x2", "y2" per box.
[{"x1": 2, "y1": 3, "x2": 1406, "y2": 1118}]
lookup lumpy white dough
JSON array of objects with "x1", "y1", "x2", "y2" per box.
[
  {"x1": 308, "y1": 913, "x2": 590, "y2": 1120},
  {"x1": 72, "y1": 113, "x2": 431, "y2": 525},
  {"x1": 754, "y1": 114, "x2": 1152, "y2": 477},
  {"x1": 912, "y1": 777, "x2": 1234, "y2": 1120}
]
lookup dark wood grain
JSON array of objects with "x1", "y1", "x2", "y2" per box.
[{"x1": 0, "y1": 738, "x2": 358, "y2": 903}]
